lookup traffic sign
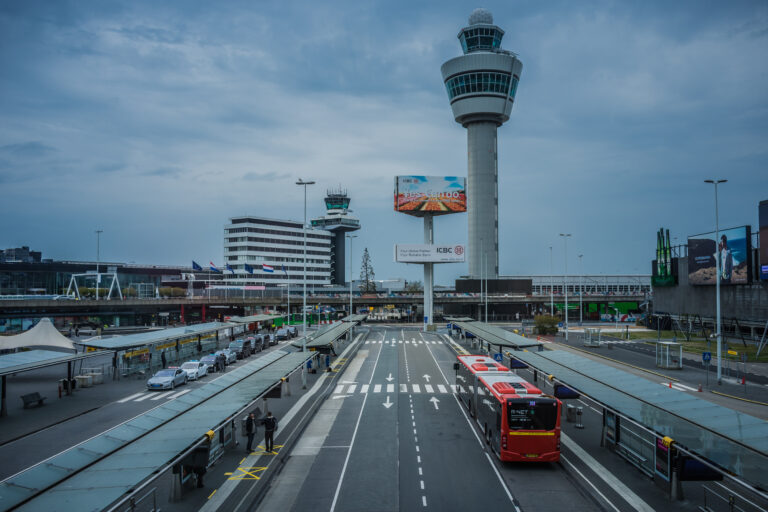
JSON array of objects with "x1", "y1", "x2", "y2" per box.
[
  {"x1": 492, "y1": 352, "x2": 503, "y2": 362},
  {"x1": 702, "y1": 352, "x2": 711, "y2": 363}
]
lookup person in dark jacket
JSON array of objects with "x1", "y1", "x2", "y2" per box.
[
  {"x1": 262, "y1": 412, "x2": 277, "y2": 453},
  {"x1": 217, "y1": 353, "x2": 226, "y2": 373},
  {"x1": 245, "y1": 412, "x2": 256, "y2": 452},
  {"x1": 161, "y1": 350, "x2": 167, "y2": 369}
]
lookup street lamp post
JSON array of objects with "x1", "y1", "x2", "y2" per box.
[
  {"x1": 95, "y1": 229, "x2": 103, "y2": 300},
  {"x1": 578, "y1": 254, "x2": 583, "y2": 326},
  {"x1": 560, "y1": 234, "x2": 572, "y2": 340},
  {"x1": 296, "y1": 179, "x2": 315, "y2": 352},
  {"x1": 705, "y1": 179, "x2": 727, "y2": 383},
  {"x1": 549, "y1": 246, "x2": 553, "y2": 315},
  {"x1": 347, "y1": 234, "x2": 357, "y2": 318}
]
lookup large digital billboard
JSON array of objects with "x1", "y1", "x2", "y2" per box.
[
  {"x1": 395, "y1": 244, "x2": 465, "y2": 263},
  {"x1": 688, "y1": 226, "x2": 751, "y2": 285},
  {"x1": 394, "y1": 176, "x2": 466, "y2": 217},
  {"x1": 760, "y1": 200, "x2": 768, "y2": 280}
]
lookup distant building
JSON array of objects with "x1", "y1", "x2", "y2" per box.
[
  {"x1": 0, "y1": 246, "x2": 42, "y2": 263},
  {"x1": 223, "y1": 216, "x2": 332, "y2": 289}
]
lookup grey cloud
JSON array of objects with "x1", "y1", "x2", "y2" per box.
[
  {"x1": 0, "y1": 141, "x2": 57, "y2": 158},
  {"x1": 143, "y1": 167, "x2": 181, "y2": 177},
  {"x1": 242, "y1": 171, "x2": 288, "y2": 181}
]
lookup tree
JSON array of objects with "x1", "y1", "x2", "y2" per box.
[
  {"x1": 404, "y1": 280, "x2": 423, "y2": 293},
  {"x1": 359, "y1": 248, "x2": 376, "y2": 293}
]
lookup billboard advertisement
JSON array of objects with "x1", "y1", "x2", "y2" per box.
[
  {"x1": 760, "y1": 200, "x2": 768, "y2": 280},
  {"x1": 395, "y1": 244, "x2": 465, "y2": 263},
  {"x1": 688, "y1": 226, "x2": 751, "y2": 285},
  {"x1": 394, "y1": 176, "x2": 466, "y2": 216}
]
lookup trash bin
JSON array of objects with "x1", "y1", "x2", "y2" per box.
[{"x1": 566, "y1": 404, "x2": 576, "y2": 423}]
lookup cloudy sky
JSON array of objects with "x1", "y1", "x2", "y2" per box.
[{"x1": 1, "y1": 0, "x2": 766, "y2": 285}]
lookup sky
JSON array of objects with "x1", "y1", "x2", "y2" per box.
[{"x1": 1, "y1": 0, "x2": 767, "y2": 285}]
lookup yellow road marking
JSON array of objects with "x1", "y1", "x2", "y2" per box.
[
  {"x1": 711, "y1": 391, "x2": 768, "y2": 406},
  {"x1": 226, "y1": 466, "x2": 267, "y2": 480},
  {"x1": 240, "y1": 457, "x2": 246, "y2": 465},
  {"x1": 208, "y1": 489, "x2": 217, "y2": 499},
  {"x1": 251, "y1": 444, "x2": 284, "y2": 456}
]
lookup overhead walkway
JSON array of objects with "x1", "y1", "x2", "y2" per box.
[
  {"x1": 1, "y1": 349, "x2": 312, "y2": 511},
  {"x1": 511, "y1": 348, "x2": 768, "y2": 492},
  {"x1": 446, "y1": 317, "x2": 542, "y2": 351}
]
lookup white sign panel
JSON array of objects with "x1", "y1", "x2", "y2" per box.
[{"x1": 395, "y1": 244, "x2": 465, "y2": 263}]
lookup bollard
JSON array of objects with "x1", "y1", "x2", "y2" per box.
[
  {"x1": 575, "y1": 406, "x2": 584, "y2": 429},
  {"x1": 698, "y1": 383, "x2": 702, "y2": 392},
  {"x1": 566, "y1": 404, "x2": 575, "y2": 423},
  {"x1": 669, "y1": 381, "x2": 672, "y2": 389}
]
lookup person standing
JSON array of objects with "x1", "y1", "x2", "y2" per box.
[
  {"x1": 262, "y1": 412, "x2": 277, "y2": 453},
  {"x1": 245, "y1": 412, "x2": 256, "y2": 453},
  {"x1": 161, "y1": 350, "x2": 167, "y2": 369}
]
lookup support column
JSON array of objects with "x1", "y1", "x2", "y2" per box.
[
  {"x1": 424, "y1": 215, "x2": 434, "y2": 331},
  {"x1": 180, "y1": 304, "x2": 185, "y2": 324},
  {"x1": 467, "y1": 121, "x2": 499, "y2": 279}
]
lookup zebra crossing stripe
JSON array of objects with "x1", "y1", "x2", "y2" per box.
[
  {"x1": 150, "y1": 391, "x2": 174, "y2": 401},
  {"x1": 365, "y1": 340, "x2": 370, "y2": 344},
  {"x1": 329, "y1": 383, "x2": 458, "y2": 395},
  {"x1": 424, "y1": 384, "x2": 434, "y2": 393},
  {"x1": 360, "y1": 384, "x2": 369, "y2": 394},
  {"x1": 399, "y1": 340, "x2": 402, "y2": 344},
  {"x1": 405, "y1": 340, "x2": 410, "y2": 344},
  {"x1": 413, "y1": 384, "x2": 421, "y2": 393},
  {"x1": 166, "y1": 389, "x2": 191, "y2": 400},
  {"x1": 450, "y1": 385, "x2": 457, "y2": 393},
  {"x1": 387, "y1": 384, "x2": 395, "y2": 393},
  {"x1": 400, "y1": 384, "x2": 408, "y2": 392},
  {"x1": 348, "y1": 384, "x2": 357, "y2": 393},
  {"x1": 134, "y1": 393, "x2": 155, "y2": 402},
  {"x1": 335, "y1": 385, "x2": 344, "y2": 394},
  {"x1": 117, "y1": 392, "x2": 145, "y2": 403},
  {"x1": 374, "y1": 384, "x2": 382, "y2": 393},
  {"x1": 437, "y1": 384, "x2": 447, "y2": 393}
]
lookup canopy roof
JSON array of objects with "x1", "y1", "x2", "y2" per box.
[{"x1": 0, "y1": 318, "x2": 75, "y2": 352}]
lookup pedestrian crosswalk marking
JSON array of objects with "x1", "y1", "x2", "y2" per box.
[
  {"x1": 387, "y1": 384, "x2": 394, "y2": 393},
  {"x1": 413, "y1": 384, "x2": 421, "y2": 393},
  {"x1": 424, "y1": 384, "x2": 434, "y2": 393},
  {"x1": 118, "y1": 388, "x2": 191, "y2": 404},
  {"x1": 437, "y1": 384, "x2": 447, "y2": 393},
  {"x1": 329, "y1": 383, "x2": 461, "y2": 396},
  {"x1": 348, "y1": 384, "x2": 357, "y2": 393},
  {"x1": 335, "y1": 385, "x2": 344, "y2": 394},
  {"x1": 374, "y1": 384, "x2": 382, "y2": 393},
  {"x1": 117, "y1": 392, "x2": 145, "y2": 403},
  {"x1": 360, "y1": 384, "x2": 369, "y2": 394},
  {"x1": 150, "y1": 391, "x2": 174, "y2": 401},
  {"x1": 400, "y1": 384, "x2": 408, "y2": 392}
]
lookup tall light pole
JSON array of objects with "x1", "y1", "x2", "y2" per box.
[
  {"x1": 95, "y1": 229, "x2": 103, "y2": 300},
  {"x1": 578, "y1": 254, "x2": 583, "y2": 326},
  {"x1": 296, "y1": 179, "x2": 315, "y2": 351},
  {"x1": 705, "y1": 179, "x2": 727, "y2": 383},
  {"x1": 346, "y1": 234, "x2": 357, "y2": 317},
  {"x1": 560, "y1": 234, "x2": 572, "y2": 340},
  {"x1": 549, "y1": 246, "x2": 553, "y2": 315}
]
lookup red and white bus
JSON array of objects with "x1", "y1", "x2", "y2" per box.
[{"x1": 455, "y1": 354, "x2": 561, "y2": 462}]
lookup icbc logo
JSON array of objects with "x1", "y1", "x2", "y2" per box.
[{"x1": 455, "y1": 245, "x2": 464, "y2": 256}]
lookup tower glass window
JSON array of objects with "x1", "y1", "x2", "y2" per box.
[
  {"x1": 458, "y1": 26, "x2": 504, "y2": 53},
  {"x1": 445, "y1": 72, "x2": 513, "y2": 100}
]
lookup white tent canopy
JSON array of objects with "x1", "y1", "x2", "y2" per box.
[{"x1": 0, "y1": 318, "x2": 76, "y2": 352}]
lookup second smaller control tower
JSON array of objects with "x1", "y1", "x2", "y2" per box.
[{"x1": 311, "y1": 188, "x2": 361, "y2": 285}]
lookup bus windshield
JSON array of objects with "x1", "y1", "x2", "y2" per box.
[{"x1": 507, "y1": 399, "x2": 558, "y2": 431}]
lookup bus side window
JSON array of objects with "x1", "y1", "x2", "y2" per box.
[{"x1": 496, "y1": 408, "x2": 501, "y2": 430}]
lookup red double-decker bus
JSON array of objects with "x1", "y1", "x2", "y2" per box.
[{"x1": 455, "y1": 354, "x2": 561, "y2": 462}]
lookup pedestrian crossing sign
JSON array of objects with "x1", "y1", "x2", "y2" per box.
[{"x1": 492, "y1": 353, "x2": 503, "y2": 362}]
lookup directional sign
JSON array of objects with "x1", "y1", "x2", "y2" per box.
[
  {"x1": 422, "y1": 374, "x2": 431, "y2": 383},
  {"x1": 492, "y1": 353, "x2": 503, "y2": 363},
  {"x1": 429, "y1": 397, "x2": 440, "y2": 410},
  {"x1": 702, "y1": 352, "x2": 711, "y2": 363},
  {"x1": 385, "y1": 373, "x2": 394, "y2": 382}
]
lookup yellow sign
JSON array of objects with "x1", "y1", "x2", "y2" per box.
[
  {"x1": 124, "y1": 348, "x2": 149, "y2": 358},
  {"x1": 727, "y1": 350, "x2": 738, "y2": 356}
]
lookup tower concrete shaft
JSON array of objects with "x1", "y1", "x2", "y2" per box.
[{"x1": 441, "y1": 8, "x2": 522, "y2": 279}]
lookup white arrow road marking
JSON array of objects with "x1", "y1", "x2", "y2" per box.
[
  {"x1": 386, "y1": 373, "x2": 394, "y2": 382},
  {"x1": 333, "y1": 394, "x2": 352, "y2": 399},
  {"x1": 423, "y1": 374, "x2": 431, "y2": 383},
  {"x1": 383, "y1": 395, "x2": 394, "y2": 409},
  {"x1": 429, "y1": 397, "x2": 440, "y2": 410}
]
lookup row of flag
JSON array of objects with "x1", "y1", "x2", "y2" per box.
[{"x1": 192, "y1": 261, "x2": 288, "y2": 275}]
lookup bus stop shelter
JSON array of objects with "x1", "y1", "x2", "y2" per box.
[{"x1": 447, "y1": 317, "x2": 542, "y2": 352}]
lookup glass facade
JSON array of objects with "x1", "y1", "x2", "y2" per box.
[
  {"x1": 445, "y1": 72, "x2": 519, "y2": 101},
  {"x1": 459, "y1": 26, "x2": 503, "y2": 53}
]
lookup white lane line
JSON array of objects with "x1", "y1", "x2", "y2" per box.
[
  {"x1": 330, "y1": 331, "x2": 386, "y2": 512},
  {"x1": 422, "y1": 496, "x2": 427, "y2": 507},
  {"x1": 117, "y1": 392, "x2": 145, "y2": 403},
  {"x1": 150, "y1": 391, "x2": 174, "y2": 401},
  {"x1": 400, "y1": 383, "x2": 408, "y2": 392},
  {"x1": 374, "y1": 384, "x2": 382, "y2": 393},
  {"x1": 412, "y1": 384, "x2": 421, "y2": 393},
  {"x1": 360, "y1": 384, "x2": 369, "y2": 394},
  {"x1": 420, "y1": 480, "x2": 425, "y2": 490},
  {"x1": 578, "y1": 399, "x2": 602, "y2": 415},
  {"x1": 562, "y1": 433, "x2": 655, "y2": 512},
  {"x1": 561, "y1": 455, "x2": 621, "y2": 512},
  {"x1": 418, "y1": 467, "x2": 422, "y2": 475},
  {"x1": 424, "y1": 384, "x2": 434, "y2": 393},
  {"x1": 347, "y1": 384, "x2": 357, "y2": 394},
  {"x1": 387, "y1": 384, "x2": 394, "y2": 393},
  {"x1": 134, "y1": 393, "x2": 155, "y2": 402},
  {"x1": 335, "y1": 385, "x2": 344, "y2": 394},
  {"x1": 437, "y1": 384, "x2": 447, "y2": 394}
]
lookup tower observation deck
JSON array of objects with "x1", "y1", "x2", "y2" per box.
[
  {"x1": 440, "y1": 8, "x2": 522, "y2": 279},
  {"x1": 310, "y1": 188, "x2": 361, "y2": 285}
]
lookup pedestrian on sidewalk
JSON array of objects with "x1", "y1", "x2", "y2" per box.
[
  {"x1": 161, "y1": 350, "x2": 167, "y2": 369},
  {"x1": 262, "y1": 411, "x2": 278, "y2": 453},
  {"x1": 245, "y1": 412, "x2": 256, "y2": 452}
]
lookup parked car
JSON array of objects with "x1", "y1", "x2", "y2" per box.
[
  {"x1": 242, "y1": 336, "x2": 255, "y2": 353},
  {"x1": 146, "y1": 368, "x2": 187, "y2": 390},
  {"x1": 200, "y1": 354, "x2": 221, "y2": 372},
  {"x1": 287, "y1": 326, "x2": 298, "y2": 338},
  {"x1": 266, "y1": 333, "x2": 277, "y2": 346},
  {"x1": 275, "y1": 328, "x2": 289, "y2": 341},
  {"x1": 253, "y1": 334, "x2": 266, "y2": 351},
  {"x1": 180, "y1": 360, "x2": 208, "y2": 380},
  {"x1": 216, "y1": 349, "x2": 237, "y2": 364},
  {"x1": 228, "y1": 340, "x2": 249, "y2": 359}
]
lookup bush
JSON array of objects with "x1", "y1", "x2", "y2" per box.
[{"x1": 534, "y1": 315, "x2": 559, "y2": 335}]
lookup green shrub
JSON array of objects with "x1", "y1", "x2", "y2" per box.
[{"x1": 534, "y1": 314, "x2": 559, "y2": 335}]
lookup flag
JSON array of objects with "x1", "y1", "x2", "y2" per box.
[
  {"x1": 244, "y1": 263, "x2": 254, "y2": 274},
  {"x1": 226, "y1": 263, "x2": 235, "y2": 274},
  {"x1": 192, "y1": 261, "x2": 203, "y2": 271},
  {"x1": 281, "y1": 265, "x2": 288, "y2": 275},
  {"x1": 209, "y1": 261, "x2": 221, "y2": 273},
  {"x1": 262, "y1": 264, "x2": 274, "y2": 273}
]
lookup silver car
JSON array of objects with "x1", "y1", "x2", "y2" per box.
[
  {"x1": 216, "y1": 349, "x2": 237, "y2": 364},
  {"x1": 180, "y1": 361, "x2": 208, "y2": 380},
  {"x1": 147, "y1": 368, "x2": 187, "y2": 390}
]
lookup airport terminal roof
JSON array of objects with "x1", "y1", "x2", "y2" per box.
[
  {"x1": 0, "y1": 349, "x2": 112, "y2": 378},
  {"x1": 227, "y1": 314, "x2": 280, "y2": 324},
  {"x1": 511, "y1": 349, "x2": 768, "y2": 490},
  {"x1": 294, "y1": 321, "x2": 357, "y2": 349},
  {"x1": 448, "y1": 318, "x2": 542, "y2": 350},
  {"x1": 80, "y1": 322, "x2": 231, "y2": 351},
  {"x1": 3, "y1": 349, "x2": 312, "y2": 511}
]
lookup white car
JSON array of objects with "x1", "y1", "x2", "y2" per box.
[{"x1": 180, "y1": 360, "x2": 208, "y2": 380}]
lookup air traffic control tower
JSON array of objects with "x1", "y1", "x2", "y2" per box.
[
  {"x1": 441, "y1": 9, "x2": 522, "y2": 279},
  {"x1": 311, "y1": 188, "x2": 361, "y2": 285}
]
